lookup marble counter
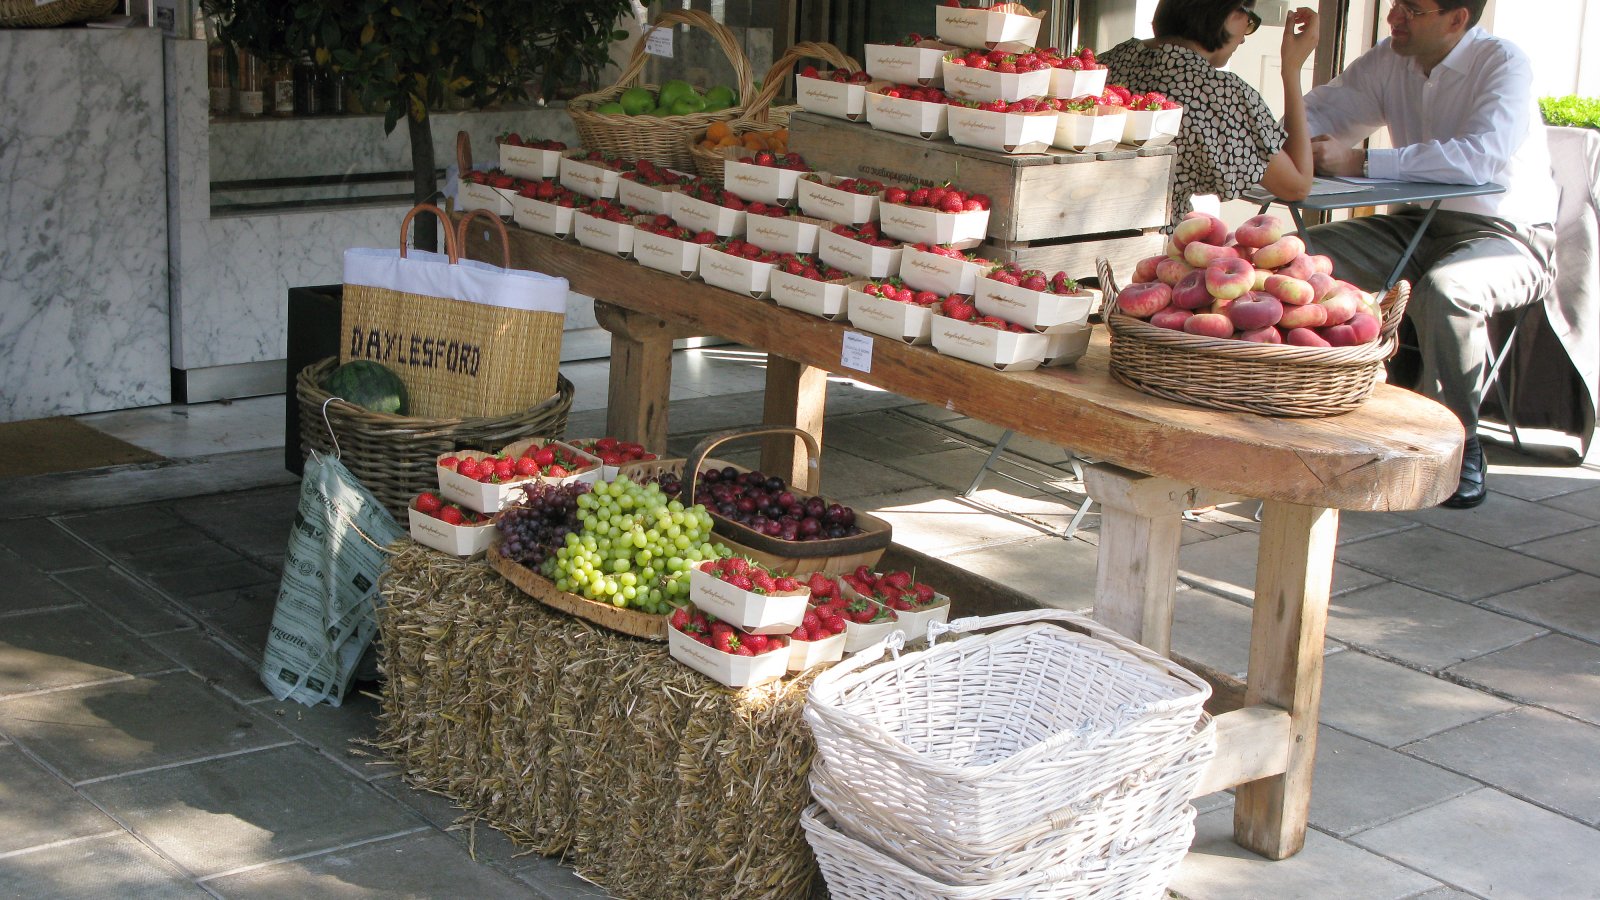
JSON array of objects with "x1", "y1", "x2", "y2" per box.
[{"x1": 0, "y1": 28, "x2": 172, "y2": 422}]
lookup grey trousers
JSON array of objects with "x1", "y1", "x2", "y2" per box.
[{"x1": 1305, "y1": 209, "x2": 1556, "y2": 429}]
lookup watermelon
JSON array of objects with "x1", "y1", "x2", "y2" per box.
[{"x1": 323, "y1": 361, "x2": 409, "y2": 415}]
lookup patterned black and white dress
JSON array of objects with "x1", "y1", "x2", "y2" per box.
[{"x1": 1100, "y1": 38, "x2": 1286, "y2": 230}]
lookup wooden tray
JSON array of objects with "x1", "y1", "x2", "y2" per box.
[{"x1": 485, "y1": 536, "x2": 667, "y2": 641}]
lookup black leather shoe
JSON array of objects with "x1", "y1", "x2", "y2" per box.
[{"x1": 1442, "y1": 435, "x2": 1487, "y2": 509}]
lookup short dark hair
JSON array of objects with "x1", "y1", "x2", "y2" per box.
[
  {"x1": 1151, "y1": 0, "x2": 1254, "y2": 53},
  {"x1": 1434, "y1": 0, "x2": 1486, "y2": 28}
]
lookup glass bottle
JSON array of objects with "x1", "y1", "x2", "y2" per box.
[
  {"x1": 321, "y1": 68, "x2": 346, "y2": 116},
  {"x1": 292, "y1": 54, "x2": 321, "y2": 116},
  {"x1": 235, "y1": 51, "x2": 265, "y2": 117},
  {"x1": 270, "y1": 58, "x2": 296, "y2": 116},
  {"x1": 206, "y1": 34, "x2": 231, "y2": 116}
]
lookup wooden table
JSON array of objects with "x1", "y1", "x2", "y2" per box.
[{"x1": 460, "y1": 219, "x2": 1463, "y2": 861}]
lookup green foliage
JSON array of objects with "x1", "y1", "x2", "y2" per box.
[{"x1": 1539, "y1": 95, "x2": 1600, "y2": 129}]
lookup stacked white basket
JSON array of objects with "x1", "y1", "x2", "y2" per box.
[{"x1": 802, "y1": 609, "x2": 1215, "y2": 900}]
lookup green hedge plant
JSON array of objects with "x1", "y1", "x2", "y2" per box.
[{"x1": 1540, "y1": 95, "x2": 1600, "y2": 129}]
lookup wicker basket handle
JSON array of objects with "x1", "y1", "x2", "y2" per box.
[
  {"x1": 603, "y1": 9, "x2": 755, "y2": 113},
  {"x1": 682, "y1": 425, "x2": 822, "y2": 503},
  {"x1": 399, "y1": 204, "x2": 460, "y2": 263},
  {"x1": 456, "y1": 130, "x2": 473, "y2": 175},
  {"x1": 742, "y1": 41, "x2": 861, "y2": 126},
  {"x1": 456, "y1": 209, "x2": 512, "y2": 268}
]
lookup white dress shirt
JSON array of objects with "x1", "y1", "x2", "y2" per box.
[{"x1": 1304, "y1": 27, "x2": 1557, "y2": 227}]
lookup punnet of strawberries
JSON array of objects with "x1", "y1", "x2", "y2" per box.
[
  {"x1": 711, "y1": 239, "x2": 783, "y2": 264},
  {"x1": 909, "y1": 242, "x2": 996, "y2": 266},
  {"x1": 825, "y1": 177, "x2": 886, "y2": 196},
  {"x1": 875, "y1": 82, "x2": 949, "y2": 104},
  {"x1": 828, "y1": 222, "x2": 898, "y2": 248},
  {"x1": 681, "y1": 179, "x2": 749, "y2": 211},
  {"x1": 949, "y1": 96, "x2": 1063, "y2": 115},
  {"x1": 636, "y1": 214, "x2": 697, "y2": 241},
  {"x1": 945, "y1": 48, "x2": 1052, "y2": 74},
  {"x1": 809, "y1": 576, "x2": 897, "y2": 625},
  {"x1": 987, "y1": 263, "x2": 1081, "y2": 295},
  {"x1": 619, "y1": 158, "x2": 690, "y2": 188},
  {"x1": 744, "y1": 200, "x2": 796, "y2": 219},
  {"x1": 580, "y1": 198, "x2": 643, "y2": 223},
  {"x1": 462, "y1": 168, "x2": 530, "y2": 191},
  {"x1": 881, "y1": 183, "x2": 991, "y2": 214},
  {"x1": 516, "y1": 441, "x2": 595, "y2": 478},
  {"x1": 566, "y1": 149, "x2": 631, "y2": 172},
  {"x1": 1042, "y1": 46, "x2": 1106, "y2": 72},
  {"x1": 498, "y1": 132, "x2": 567, "y2": 150},
  {"x1": 570, "y1": 436, "x2": 656, "y2": 467},
  {"x1": 799, "y1": 65, "x2": 873, "y2": 85},
  {"x1": 860, "y1": 277, "x2": 945, "y2": 308},
  {"x1": 938, "y1": 293, "x2": 1033, "y2": 330},
  {"x1": 702, "y1": 556, "x2": 804, "y2": 595},
  {"x1": 413, "y1": 491, "x2": 489, "y2": 527},
  {"x1": 841, "y1": 566, "x2": 946, "y2": 611},
  {"x1": 775, "y1": 253, "x2": 850, "y2": 282},
  {"x1": 743, "y1": 150, "x2": 812, "y2": 172},
  {"x1": 791, "y1": 573, "x2": 850, "y2": 641},
  {"x1": 1126, "y1": 90, "x2": 1180, "y2": 111},
  {"x1": 517, "y1": 179, "x2": 581, "y2": 207},
  {"x1": 669, "y1": 605, "x2": 790, "y2": 657}
]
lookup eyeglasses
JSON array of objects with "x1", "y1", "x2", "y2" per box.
[
  {"x1": 1240, "y1": 6, "x2": 1262, "y2": 35},
  {"x1": 1389, "y1": 1, "x2": 1448, "y2": 20}
]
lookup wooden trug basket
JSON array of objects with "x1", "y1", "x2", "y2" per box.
[{"x1": 485, "y1": 533, "x2": 667, "y2": 641}]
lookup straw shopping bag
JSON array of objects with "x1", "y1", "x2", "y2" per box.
[
  {"x1": 0, "y1": 0, "x2": 115, "y2": 26},
  {"x1": 804, "y1": 609, "x2": 1212, "y2": 885},
  {"x1": 340, "y1": 205, "x2": 567, "y2": 419}
]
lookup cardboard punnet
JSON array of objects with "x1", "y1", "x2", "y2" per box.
[
  {"x1": 744, "y1": 213, "x2": 824, "y2": 255},
  {"x1": 458, "y1": 180, "x2": 513, "y2": 218},
  {"x1": 939, "y1": 60, "x2": 1052, "y2": 104},
  {"x1": 796, "y1": 175, "x2": 880, "y2": 226},
  {"x1": 930, "y1": 313, "x2": 1049, "y2": 371},
  {"x1": 974, "y1": 279, "x2": 1098, "y2": 329},
  {"x1": 632, "y1": 225, "x2": 704, "y2": 279},
  {"x1": 771, "y1": 271, "x2": 850, "y2": 320},
  {"x1": 935, "y1": 4, "x2": 1044, "y2": 49},
  {"x1": 699, "y1": 245, "x2": 776, "y2": 299},
  {"x1": 877, "y1": 200, "x2": 990, "y2": 249},
  {"x1": 499, "y1": 143, "x2": 563, "y2": 180},
  {"x1": 847, "y1": 281, "x2": 935, "y2": 345},
  {"x1": 795, "y1": 72, "x2": 872, "y2": 121},
  {"x1": 408, "y1": 505, "x2": 495, "y2": 557},
  {"x1": 499, "y1": 438, "x2": 604, "y2": 486},
  {"x1": 672, "y1": 192, "x2": 747, "y2": 238},
  {"x1": 864, "y1": 89, "x2": 949, "y2": 140},
  {"x1": 723, "y1": 152, "x2": 808, "y2": 206},
  {"x1": 840, "y1": 607, "x2": 901, "y2": 653},
  {"x1": 690, "y1": 561, "x2": 810, "y2": 633},
  {"x1": 1052, "y1": 110, "x2": 1126, "y2": 153},
  {"x1": 1041, "y1": 322, "x2": 1094, "y2": 366},
  {"x1": 573, "y1": 210, "x2": 635, "y2": 258},
  {"x1": 558, "y1": 154, "x2": 622, "y2": 199},
  {"x1": 1123, "y1": 107, "x2": 1183, "y2": 147},
  {"x1": 839, "y1": 579, "x2": 952, "y2": 644},
  {"x1": 668, "y1": 625, "x2": 790, "y2": 688},
  {"x1": 863, "y1": 40, "x2": 958, "y2": 85},
  {"x1": 787, "y1": 629, "x2": 847, "y2": 670},
  {"x1": 818, "y1": 228, "x2": 903, "y2": 278},
  {"x1": 511, "y1": 193, "x2": 576, "y2": 239},
  {"x1": 1048, "y1": 66, "x2": 1109, "y2": 101},
  {"x1": 617, "y1": 171, "x2": 689, "y2": 215},
  {"x1": 898, "y1": 246, "x2": 991, "y2": 295},
  {"x1": 946, "y1": 105, "x2": 1057, "y2": 154}
]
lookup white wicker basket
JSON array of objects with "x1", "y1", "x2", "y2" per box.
[
  {"x1": 803, "y1": 609, "x2": 1212, "y2": 875},
  {"x1": 801, "y1": 802, "x2": 1196, "y2": 900}
]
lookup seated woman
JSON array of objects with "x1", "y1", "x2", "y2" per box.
[{"x1": 1100, "y1": 0, "x2": 1318, "y2": 230}]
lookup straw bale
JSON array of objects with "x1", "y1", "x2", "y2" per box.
[{"x1": 374, "y1": 542, "x2": 822, "y2": 899}]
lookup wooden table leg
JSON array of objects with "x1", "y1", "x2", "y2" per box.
[
  {"x1": 761, "y1": 355, "x2": 829, "y2": 489},
  {"x1": 1233, "y1": 500, "x2": 1338, "y2": 860},
  {"x1": 1084, "y1": 463, "x2": 1229, "y2": 656},
  {"x1": 592, "y1": 301, "x2": 700, "y2": 451}
]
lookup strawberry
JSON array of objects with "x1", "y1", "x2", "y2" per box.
[
  {"x1": 514, "y1": 456, "x2": 539, "y2": 477},
  {"x1": 438, "y1": 456, "x2": 460, "y2": 470},
  {"x1": 439, "y1": 505, "x2": 465, "y2": 525},
  {"x1": 775, "y1": 576, "x2": 800, "y2": 592},
  {"x1": 669, "y1": 606, "x2": 691, "y2": 631},
  {"x1": 744, "y1": 633, "x2": 769, "y2": 654},
  {"x1": 415, "y1": 492, "x2": 443, "y2": 514},
  {"x1": 938, "y1": 194, "x2": 966, "y2": 213}
]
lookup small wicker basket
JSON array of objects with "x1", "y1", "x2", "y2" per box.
[
  {"x1": 0, "y1": 0, "x2": 115, "y2": 27},
  {"x1": 686, "y1": 41, "x2": 859, "y2": 183},
  {"x1": 296, "y1": 357, "x2": 574, "y2": 520},
  {"x1": 567, "y1": 9, "x2": 754, "y2": 171},
  {"x1": 1099, "y1": 257, "x2": 1410, "y2": 417}
]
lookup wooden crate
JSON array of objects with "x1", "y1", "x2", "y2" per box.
[
  {"x1": 982, "y1": 229, "x2": 1167, "y2": 285},
  {"x1": 788, "y1": 111, "x2": 1174, "y2": 244}
]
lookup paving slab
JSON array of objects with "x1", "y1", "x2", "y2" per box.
[
  {"x1": 883, "y1": 446, "x2": 1057, "y2": 494},
  {"x1": 1396, "y1": 489, "x2": 1597, "y2": 547},
  {"x1": 1169, "y1": 800, "x2": 1439, "y2": 900},
  {"x1": 54, "y1": 565, "x2": 195, "y2": 636},
  {"x1": 941, "y1": 533, "x2": 1099, "y2": 612},
  {"x1": 0, "y1": 548, "x2": 84, "y2": 617},
  {"x1": 1511, "y1": 524, "x2": 1600, "y2": 577},
  {"x1": 80, "y1": 744, "x2": 420, "y2": 877},
  {"x1": 846, "y1": 486, "x2": 1049, "y2": 555},
  {"x1": 814, "y1": 449, "x2": 936, "y2": 500},
  {"x1": 1545, "y1": 483, "x2": 1600, "y2": 521},
  {"x1": 1336, "y1": 510, "x2": 1420, "y2": 545},
  {"x1": 0, "y1": 607, "x2": 173, "y2": 698},
  {"x1": 1172, "y1": 589, "x2": 1255, "y2": 680},
  {"x1": 1446, "y1": 634, "x2": 1600, "y2": 725},
  {"x1": 1305, "y1": 727, "x2": 1477, "y2": 838},
  {"x1": 170, "y1": 581, "x2": 280, "y2": 633},
  {"x1": 146, "y1": 560, "x2": 278, "y2": 603},
  {"x1": 76, "y1": 521, "x2": 220, "y2": 562},
  {"x1": 170, "y1": 485, "x2": 299, "y2": 564},
  {"x1": 256, "y1": 690, "x2": 387, "y2": 781},
  {"x1": 0, "y1": 519, "x2": 96, "y2": 573},
  {"x1": 0, "y1": 832, "x2": 210, "y2": 899},
  {"x1": 1484, "y1": 457, "x2": 1600, "y2": 503},
  {"x1": 1324, "y1": 581, "x2": 1546, "y2": 672},
  {"x1": 0, "y1": 671, "x2": 289, "y2": 784},
  {"x1": 819, "y1": 414, "x2": 963, "y2": 461},
  {"x1": 146, "y1": 628, "x2": 273, "y2": 704},
  {"x1": 55, "y1": 505, "x2": 189, "y2": 545},
  {"x1": 1177, "y1": 531, "x2": 1386, "y2": 605},
  {"x1": 1333, "y1": 525, "x2": 1571, "y2": 601},
  {"x1": 1350, "y1": 789, "x2": 1600, "y2": 900},
  {"x1": 201, "y1": 829, "x2": 531, "y2": 899},
  {"x1": 0, "y1": 745, "x2": 121, "y2": 854},
  {"x1": 1407, "y1": 705, "x2": 1600, "y2": 826},
  {"x1": 1317, "y1": 651, "x2": 1514, "y2": 747},
  {"x1": 1479, "y1": 572, "x2": 1600, "y2": 643}
]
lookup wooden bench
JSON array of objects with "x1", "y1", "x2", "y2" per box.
[{"x1": 459, "y1": 220, "x2": 1463, "y2": 861}]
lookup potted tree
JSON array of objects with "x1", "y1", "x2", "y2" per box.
[{"x1": 204, "y1": 0, "x2": 633, "y2": 250}]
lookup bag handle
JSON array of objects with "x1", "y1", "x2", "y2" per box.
[
  {"x1": 456, "y1": 130, "x2": 473, "y2": 176},
  {"x1": 456, "y1": 208, "x2": 513, "y2": 268},
  {"x1": 682, "y1": 425, "x2": 822, "y2": 504},
  {"x1": 399, "y1": 203, "x2": 460, "y2": 263}
]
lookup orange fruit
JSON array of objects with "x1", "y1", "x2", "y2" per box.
[{"x1": 706, "y1": 121, "x2": 732, "y2": 142}]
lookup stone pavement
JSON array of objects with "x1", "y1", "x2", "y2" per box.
[{"x1": 2, "y1": 350, "x2": 1599, "y2": 898}]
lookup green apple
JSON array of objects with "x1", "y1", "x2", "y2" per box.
[
  {"x1": 619, "y1": 86, "x2": 656, "y2": 116},
  {"x1": 658, "y1": 79, "x2": 695, "y2": 109},
  {"x1": 669, "y1": 93, "x2": 707, "y2": 116},
  {"x1": 596, "y1": 101, "x2": 626, "y2": 115},
  {"x1": 703, "y1": 84, "x2": 737, "y2": 110}
]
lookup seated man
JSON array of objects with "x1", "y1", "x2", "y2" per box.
[{"x1": 1300, "y1": 0, "x2": 1557, "y2": 508}]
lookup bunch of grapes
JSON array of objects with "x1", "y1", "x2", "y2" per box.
[
  {"x1": 496, "y1": 481, "x2": 589, "y2": 568},
  {"x1": 546, "y1": 476, "x2": 728, "y2": 614}
]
